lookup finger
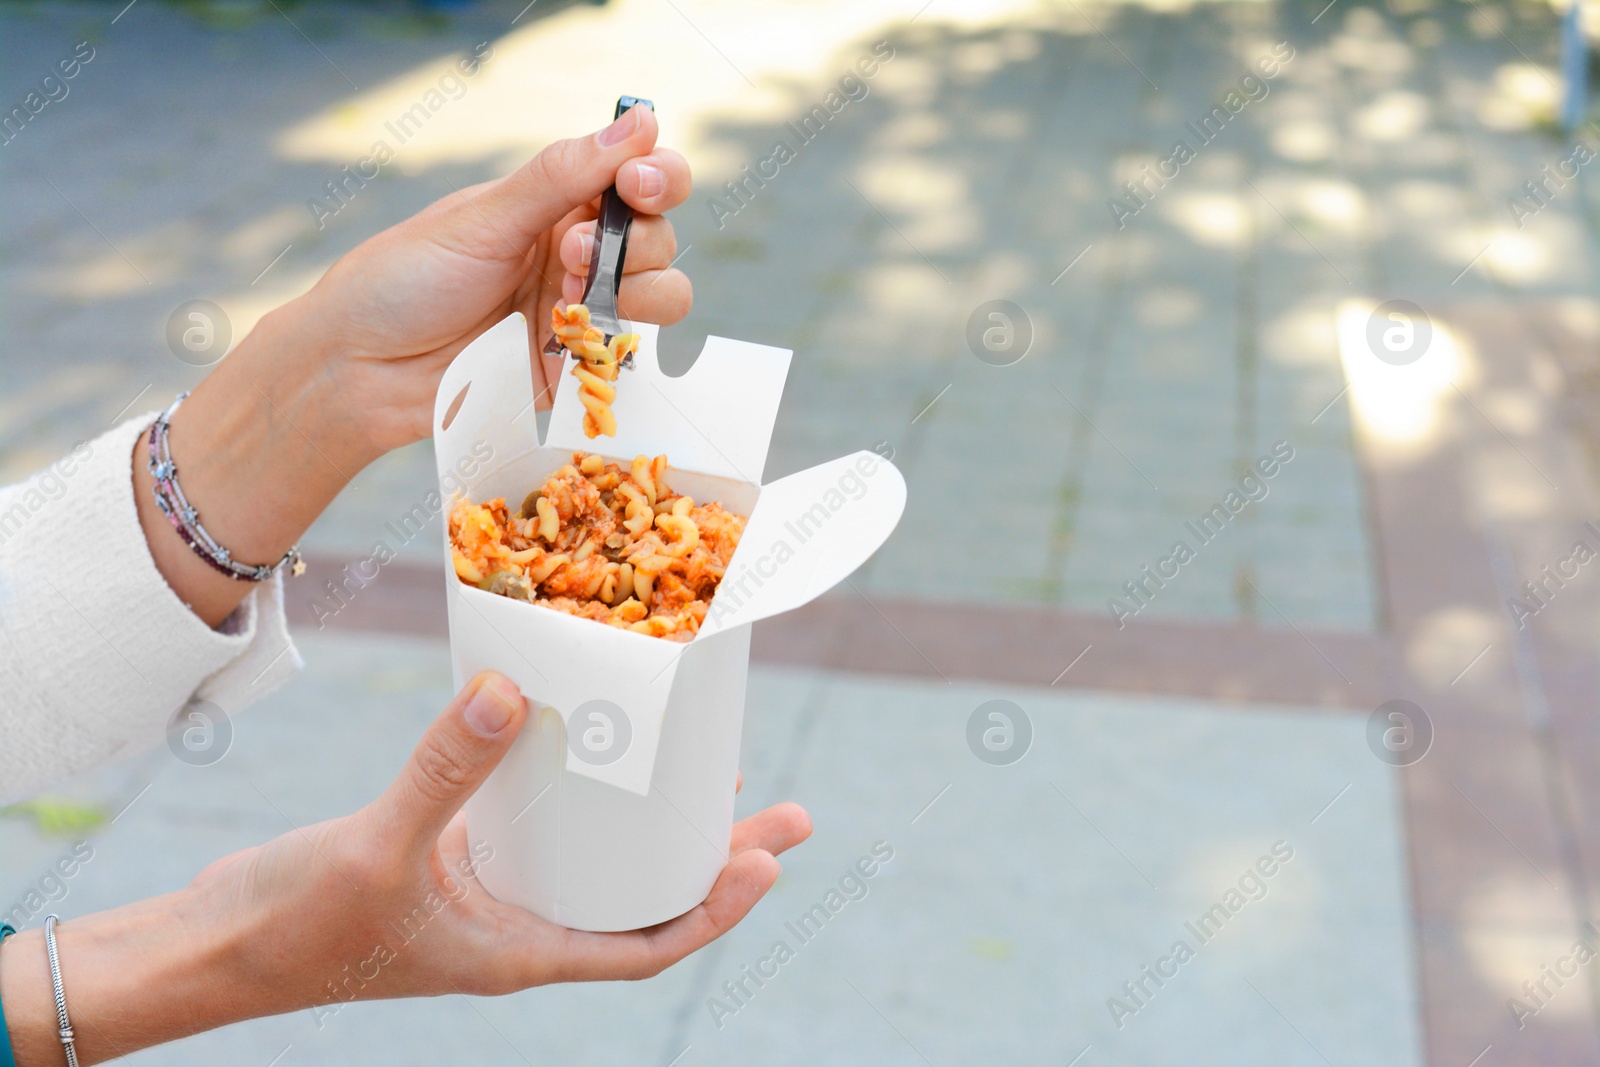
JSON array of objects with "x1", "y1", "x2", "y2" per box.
[
  {"x1": 730, "y1": 801, "x2": 812, "y2": 857},
  {"x1": 636, "y1": 849, "x2": 781, "y2": 968},
  {"x1": 615, "y1": 148, "x2": 692, "y2": 214},
  {"x1": 462, "y1": 106, "x2": 660, "y2": 251},
  {"x1": 559, "y1": 216, "x2": 677, "y2": 277},
  {"x1": 375, "y1": 672, "x2": 527, "y2": 855},
  {"x1": 561, "y1": 268, "x2": 692, "y2": 324},
  {"x1": 549, "y1": 849, "x2": 781, "y2": 982},
  {"x1": 736, "y1": 772, "x2": 743, "y2": 795}
]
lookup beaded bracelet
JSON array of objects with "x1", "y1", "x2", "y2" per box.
[{"x1": 147, "y1": 393, "x2": 305, "y2": 583}]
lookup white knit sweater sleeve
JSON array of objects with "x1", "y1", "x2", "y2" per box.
[{"x1": 0, "y1": 414, "x2": 303, "y2": 800}]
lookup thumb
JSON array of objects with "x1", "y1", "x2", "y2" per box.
[
  {"x1": 466, "y1": 105, "x2": 659, "y2": 248},
  {"x1": 379, "y1": 671, "x2": 527, "y2": 854}
]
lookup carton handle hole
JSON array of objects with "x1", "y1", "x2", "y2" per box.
[{"x1": 441, "y1": 381, "x2": 471, "y2": 432}]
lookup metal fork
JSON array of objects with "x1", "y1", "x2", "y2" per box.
[{"x1": 543, "y1": 95, "x2": 654, "y2": 370}]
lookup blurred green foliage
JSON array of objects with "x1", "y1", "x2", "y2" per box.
[{"x1": 1, "y1": 798, "x2": 108, "y2": 837}]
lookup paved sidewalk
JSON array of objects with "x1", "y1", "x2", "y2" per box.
[{"x1": 1, "y1": 632, "x2": 1423, "y2": 1067}]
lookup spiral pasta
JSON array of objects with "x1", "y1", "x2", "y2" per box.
[
  {"x1": 551, "y1": 304, "x2": 639, "y2": 439},
  {"x1": 448, "y1": 451, "x2": 746, "y2": 641}
]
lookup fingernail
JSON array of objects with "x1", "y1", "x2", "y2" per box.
[
  {"x1": 596, "y1": 108, "x2": 638, "y2": 147},
  {"x1": 464, "y1": 675, "x2": 520, "y2": 737},
  {"x1": 577, "y1": 231, "x2": 594, "y2": 266},
  {"x1": 635, "y1": 162, "x2": 665, "y2": 198}
]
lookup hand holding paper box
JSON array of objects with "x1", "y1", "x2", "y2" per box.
[{"x1": 433, "y1": 312, "x2": 906, "y2": 931}]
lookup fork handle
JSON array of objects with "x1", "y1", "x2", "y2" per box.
[{"x1": 580, "y1": 95, "x2": 655, "y2": 324}]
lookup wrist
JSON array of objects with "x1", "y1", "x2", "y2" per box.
[
  {"x1": 0, "y1": 886, "x2": 261, "y2": 1066},
  {"x1": 132, "y1": 296, "x2": 381, "y2": 625}
]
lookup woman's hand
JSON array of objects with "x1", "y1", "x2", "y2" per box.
[
  {"x1": 216, "y1": 671, "x2": 808, "y2": 1002},
  {"x1": 296, "y1": 103, "x2": 693, "y2": 456},
  {"x1": 0, "y1": 674, "x2": 810, "y2": 1064},
  {"x1": 138, "y1": 111, "x2": 693, "y2": 625}
]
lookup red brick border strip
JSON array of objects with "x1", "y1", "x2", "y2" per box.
[
  {"x1": 1371, "y1": 304, "x2": 1600, "y2": 1067},
  {"x1": 285, "y1": 558, "x2": 1386, "y2": 710},
  {"x1": 748, "y1": 591, "x2": 1386, "y2": 710},
  {"x1": 286, "y1": 556, "x2": 450, "y2": 641}
]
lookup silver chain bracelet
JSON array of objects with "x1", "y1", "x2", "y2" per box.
[
  {"x1": 147, "y1": 393, "x2": 305, "y2": 583},
  {"x1": 43, "y1": 916, "x2": 79, "y2": 1067}
]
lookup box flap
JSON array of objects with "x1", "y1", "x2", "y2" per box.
[
  {"x1": 447, "y1": 583, "x2": 684, "y2": 796},
  {"x1": 698, "y1": 451, "x2": 907, "y2": 637},
  {"x1": 546, "y1": 321, "x2": 792, "y2": 483},
  {"x1": 433, "y1": 311, "x2": 540, "y2": 465}
]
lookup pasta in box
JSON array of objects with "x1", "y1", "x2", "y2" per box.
[{"x1": 433, "y1": 312, "x2": 905, "y2": 932}]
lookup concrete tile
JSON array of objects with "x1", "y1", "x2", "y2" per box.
[{"x1": 685, "y1": 668, "x2": 1424, "y2": 1067}]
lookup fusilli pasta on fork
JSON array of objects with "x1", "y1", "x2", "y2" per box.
[{"x1": 551, "y1": 303, "x2": 639, "y2": 438}]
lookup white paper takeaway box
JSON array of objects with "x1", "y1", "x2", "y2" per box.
[{"x1": 433, "y1": 313, "x2": 905, "y2": 931}]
